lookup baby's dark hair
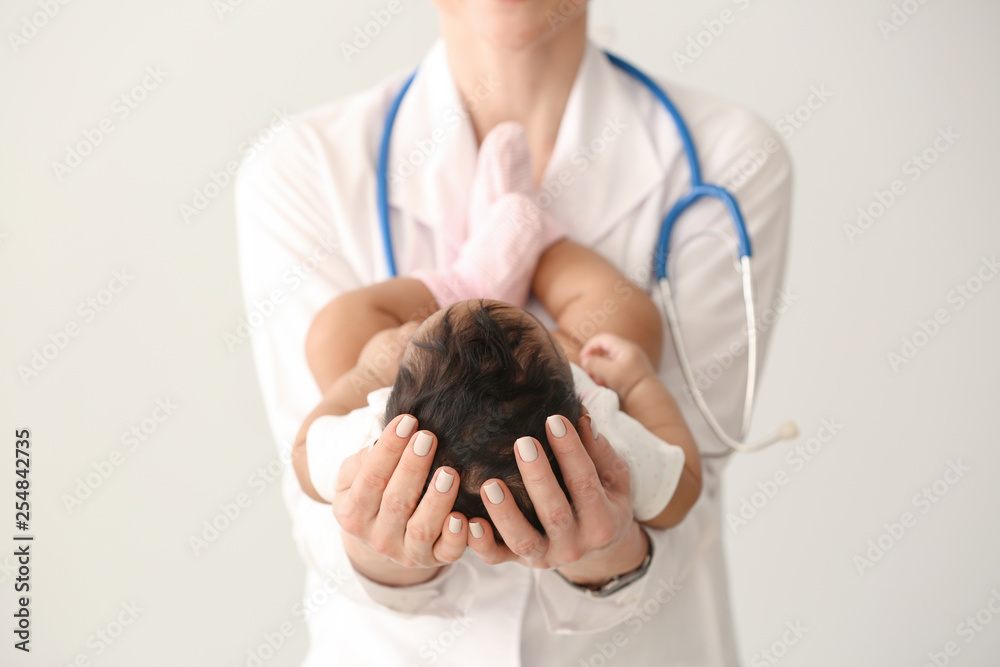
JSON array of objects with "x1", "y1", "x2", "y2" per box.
[{"x1": 384, "y1": 300, "x2": 582, "y2": 535}]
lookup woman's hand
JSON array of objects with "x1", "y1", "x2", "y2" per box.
[
  {"x1": 466, "y1": 414, "x2": 649, "y2": 587},
  {"x1": 580, "y1": 332, "x2": 658, "y2": 400},
  {"x1": 333, "y1": 413, "x2": 469, "y2": 586}
]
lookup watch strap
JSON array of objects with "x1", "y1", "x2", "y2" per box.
[{"x1": 557, "y1": 526, "x2": 654, "y2": 598}]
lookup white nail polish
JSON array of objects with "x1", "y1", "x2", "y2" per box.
[
  {"x1": 449, "y1": 516, "x2": 462, "y2": 534},
  {"x1": 547, "y1": 415, "x2": 567, "y2": 438},
  {"x1": 469, "y1": 522, "x2": 484, "y2": 539},
  {"x1": 516, "y1": 436, "x2": 538, "y2": 462},
  {"x1": 396, "y1": 415, "x2": 417, "y2": 438},
  {"x1": 484, "y1": 481, "x2": 504, "y2": 505},
  {"x1": 413, "y1": 432, "x2": 433, "y2": 456},
  {"x1": 435, "y1": 470, "x2": 454, "y2": 493}
]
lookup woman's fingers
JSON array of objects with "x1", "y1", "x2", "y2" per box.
[
  {"x1": 466, "y1": 517, "x2": 518, "y2": 565},
  {"x1": 404, "y1": 466, "x2": 460, "y2": 564},
  {"x1": 513, "y1": 436, "x2": 578, "y2": 542},
  {"x1": 544, "y1": 415, "x2": 608, "y2": 514},
  {"x1": 375, "y1": 429, "x2": 439, "y2": 540},
  {"x1": 432, "y1": 512, "x2": 469, "y2": 564},
  {"x1": 479, "y1": 479, "x2": 548, "y2": 562},
  {"x1": 348, "y1": 414, "x2": 419, "y2": 519}
]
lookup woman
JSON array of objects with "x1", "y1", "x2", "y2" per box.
[{"x1": 236, "y1": 1, "x2": 791, "y2": 664}]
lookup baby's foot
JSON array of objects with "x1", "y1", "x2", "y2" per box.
[
  {"x1": 467, "y1": 121, "x2": 534, "y2": 233},
  {"x1": 413, "y1": 123, "x2": 567, "y2": 308}
]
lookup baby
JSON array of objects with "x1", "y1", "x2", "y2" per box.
[{"x1": 291, "y1": 123, "x2": 702, "y2": 533}]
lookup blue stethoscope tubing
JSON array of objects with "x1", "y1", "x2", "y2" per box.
[{"x1": 376, "y1": 52, "x2": 797, "y2": 455}]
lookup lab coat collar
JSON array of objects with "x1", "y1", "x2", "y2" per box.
[{"x1": 387, "y1": 39, "x2": 665, "y2": 244}]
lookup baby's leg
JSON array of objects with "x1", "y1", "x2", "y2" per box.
[
  {"x1": 533, "y1": 240, "x2": 663, "y2": 366},
  {"x1": 305, "y1": 278, "x2": 437, "y2": 393},
  {"x1": 467, "y1": 121, "x2": 534, "y2": 228},
  {"x1": 413, "y1": 122, "x2": 566, "y2": 308}
]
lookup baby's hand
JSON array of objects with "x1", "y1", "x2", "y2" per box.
[
  {"x1": 579, "y1": 333, "x2": 658, "y2": 399},
  {"x1": 353, "y1": 321, "x2": 420, "y2": 390}
]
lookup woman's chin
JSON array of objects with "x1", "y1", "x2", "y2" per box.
[{"x1": 439, "y1": 0, "x2": 587, "y2": 51}]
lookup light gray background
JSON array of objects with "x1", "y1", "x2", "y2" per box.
[{"x1": 3, "y1": 1, "x2": 999, "y2": 665}]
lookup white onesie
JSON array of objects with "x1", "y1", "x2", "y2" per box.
[{"x1": 306, "y1": 363, "x2": 685, "y2": 522}]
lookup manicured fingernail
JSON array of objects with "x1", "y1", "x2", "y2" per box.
[
  {"x1": 547, "y1": 415, "x2": 567, "y2": 438},
  {"x1": 469, "y1": 522, "x2": 484, "y2": 539},
  {"x1": 516, "y1": 436, "x2": 537, "y2": 462},
  {"x1": 484, "y1": 481, "x2": 504, "y2": 505},
  {"x1": 413, "y1": 432, "x2": 433, "y2": 456},
  {"x1": 449, "y1": 516, "x2": 462, "y2": 534},
  {"x1": 396, "y1": 415, "x2": 417, "y2": 438},
  {"x1": 435, "y1": 470, "x2": 454, "y2": 493}
]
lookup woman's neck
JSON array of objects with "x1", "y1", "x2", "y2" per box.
[{"x1": 441, "y1": 15, "x2": 588, "y2": 184}]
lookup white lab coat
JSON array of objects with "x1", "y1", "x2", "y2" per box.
[{"x1": 235, "y1": 39, "x2": 792, "y2": 667}]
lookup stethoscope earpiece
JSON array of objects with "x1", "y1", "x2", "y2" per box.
[{"x1": 779, "y1": 421, "x2": 800, "y2": 441}]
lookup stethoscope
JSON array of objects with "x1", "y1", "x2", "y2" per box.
[{"x1": 376, "y1": 52, "x2": 798, "y2": 456}]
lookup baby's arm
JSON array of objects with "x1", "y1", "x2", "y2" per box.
[
  {"x1": 532, "y1": 239, "x2": 663, "y2": 367},
  {"x1": 532, "y1": 241, "x2": 701, "y2": 528},
  {"x1": 304, "y1": 279, "x2": 437, "y2": 393},
  {"x1": 295, "y1": 276, "x2": 434, "y2": 503},
  {"x1": 580, "y1": 333, "x2": 702, "y2": 529},
  {"x1": 293, "y1": 324, "x2": 417, "y2": 503}
]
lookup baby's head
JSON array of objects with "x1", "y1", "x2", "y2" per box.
[{"x1": 384, "y1": 299, "x2": 582, "y2": 535}]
